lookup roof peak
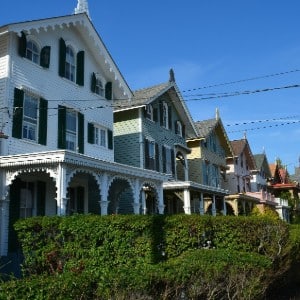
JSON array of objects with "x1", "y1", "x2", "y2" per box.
[{"x1": 74, "y1": 0, "x2": 90, "y2": 19}]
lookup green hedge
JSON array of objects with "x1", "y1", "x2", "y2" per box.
[{"x1": 0, "y1": 214, "x2": 296, "y2": 299}]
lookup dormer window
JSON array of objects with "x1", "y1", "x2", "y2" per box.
[{"x1": 26, "y1": 40, "x2": 40, "y2": 64}]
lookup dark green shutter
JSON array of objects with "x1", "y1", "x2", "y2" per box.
[
  {"x1": 171, "y1": 149, "x2": 175, "y2": 175},
  {"x1": 105, "y1": 82, "x2": 112, "y2": 100},
  {"x1": 18, "y1": 32, "x2": 26, "y2": 57},
  {"x1": 58, "y1": 105, "x2": 66, "y2": 149},
  {"x1": 108, "y1": 129, "x2": 113, "y2": 150},
  {"x1": 37, "y1": 181, "x2": 46, "y2": 216},
  {"x1": 8, "y1": 178, "x2": 22, "y2": 251},
  {"x1": 153, "y1": 107, "x2": 158, "y2": 122},
  {"x1": 182, "y1": 125, "x2": 186, "y2": 138},
  {"x1": 144, "y1": 139, "x2": 149, "y2": 169},
  {"x1": 78, "y1": 112, "x2": 84, "y2": 154},
  {"x1": 155, "y1": 143, "x2": 160, "y2": 172},
  {"x1": 58, "y1": 38, "x2": 66, "y2": 77},
  {"x1": 40, "y1": 46, "x2": 51, "y2": 68},
  {"x1": 159, "y1": 102, "x2": 163, "y2": 126},
  {"x1": 88, "y1": 122, "x2": 95, "y2": 144},
  {"x1": 168, "y1": 106, "x2": 172, "y2": 130},
  {"x1": 76, "y1": 51, "x2": 85, "y2": 86},
  {"x1": 38, "y1": 98, "x2": 48, "y2": 145},
  {"x1": 12, "y1": 88, "x2": 24, "y2": 139},
  {"x1": 91, "y1": 72, "x2": 96, "y2": 93},
  {"x1": 162, "y1": 146, "x2": 166, "y2": 173}
]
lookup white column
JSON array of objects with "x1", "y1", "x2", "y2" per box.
[
  {"x1": 57, "y1": 163, "x2": 68, "y2": 216},
  {"x1": 199, "y1": 192, "x2": 204, "y2": 215},
  {"x1": 183, "y1": 189, "x2": 191, "y2": 214},
  {"x1": 133, "y1": 179, "x2": 141, "y2": 214},
  {"x1": 157, "y1": 184, "x2": 164, "y2": 214},
  {"x1": 212, "y1": 195, "x2": 217, "y2": 216},
  {"x1": 100, "y1": 173, "x2": 109, "y2": 215},
  {"x1": 141, "y1": 190, "x2": 147, "y2": 215}
]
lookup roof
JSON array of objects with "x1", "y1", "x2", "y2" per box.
[
  {"x1": 253, "y1": 153, "x2": 272, "y2": 177},
  {"x1": 230, "y1": 139, "x2": 256, "y2": 170},
  {"x1": 0, "y1": 13, "x2": 133, "y2": 100},
  {"x1": 194, "y1": 118, "x2": 218, "y2": 138},
  {"x1": 114, "y1": 80, "x2": 198, "y2": 139}
]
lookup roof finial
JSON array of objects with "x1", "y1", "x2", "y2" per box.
[
  {"x1": 75, "y1": 0, "x2": 90, "y2": 19},
  {"x1": 215, "y1": 107, "x2": 220, "y2": 120},
  {"x1": 169, "y1": 68, "x2": 175, "y2": 82}
]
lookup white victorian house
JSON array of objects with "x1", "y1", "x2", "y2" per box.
[{"x1": 0, "y1": 1, "x2": 166, "y2": 256}]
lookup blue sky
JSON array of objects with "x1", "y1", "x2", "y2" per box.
[{"x1": 1, "y1": 0, "x2": 300, "y2": 173}]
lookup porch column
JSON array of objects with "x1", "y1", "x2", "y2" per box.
[
  {"x1": 100, "y1": 173, "x2": 109, "y2": 215},
  {"x1": 199, "y1": 192, "x2": 204, "y2": 215},
  {"x1": 141, "y1": 189, "x2": 147, "y2": 215},
  {"x1": 157, "y1": 184, "x2": 164, "y2": 214},
  {"x1": 0, "y1": 179, "x2": 9, "y2": 256},
  {"x1": 133, "y1": 179, "x2": 141, "y2": 215},
  {"x1": 212, "y1": 194, "x2": 217, "y2": 216},
  {"x1": 57, "y1": 163, "x2": 68, "y2": 216},
  {"x1": 183, "y1": 189, "x2": 191, "y2": 215},
  {"x1": 222, "y1": 196, "x2": 227, "y2": 216}
]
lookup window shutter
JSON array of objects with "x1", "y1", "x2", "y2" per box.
[
  {"x1": 168, "y1": 106, "x2": 172, "y2": 130},
  {"x1": 76, "y1": 51, "x2": 85, "y2": 86},
  {"x1": 38, "y1": 98, "x2": 48, "y2": 145},
  {"x1": 78, "y1": 112, "x2": 84, "y2": 154},
  {"x1": 159, "y1": 102, "x2": 163, "y2": 126},
  {"x1": 105, "y1": 82, "x2": 112, "y2": 100},
  {"x1": 58, "y1": 38, "x2": 66, "y2": 77},
  {"x1": 40, "y1": 46, "x2": 51, "y2": 68},
  {"x1": 36, "y1": 181, "x2": 46, "y2": 216},
  {"x1": 108, "y1": 129, "x2": 113, "y2": 150},
  {"x1": 153, "y1": 107, "x2": 158, "y2": 122},
  {"x1": 91, "y1": 72, "x2": 96, "y2": 93},
  {"x1": 12, "y1": 88, "x2": 24, "y2": 139},
  {"x1": 18, "y1": 32, "x2": 27, "y2": 57},
  {"x1": 171, "y1": 149, "x2": 175, "y2": 175},
  {"x1": 182, "y1": 125, "x2": 186, "y2": 138},
  {"x1": 174, "y1": 121, "x2": 178, "y2": 134},
  {"x1": 144, "y1": 139, "x2": 149, "y2": 169},
  {"x1": 58, "y1": 105, "x2": 66, "y2": 149},
  {"x1": 87, "y1": 122, "x2": 95, "y2": 144},
  {"x1": 155, "y1": 143, "x2": 160, "y2": 172},
  {"x1": 162, "y1": 146, "x2": 166, "y2": 173}
]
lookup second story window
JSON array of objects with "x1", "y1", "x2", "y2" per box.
[
  {"x1": 87, "y1": 122, "x2": 113, "y2": 150},
  {"x1": 95, "y1": 127, "x2": 106, "y2": 147},
  {"x1": 66, "y1": 109, "x2": 77, "y2": 151},
  {"x1": 162, "y1": 102, "x2": 168, "y2": 129},
  {"x1": 175, "y1": 121, "x2": 183, "y2": 137},
  {"x1": 26, "y1": 40, "x2": 40, "y2": 64},
  {"x1": 145, "y1": 138, "x2": 159, "y2": 171},
  {"x1": 95, "y1": 78, "x2": 104, "y2": 97},
  {"x1": 146, "y1": 104, "x2": 153, "y2": 120},
  {"x1": 12, "y1": 88, "x2": 48, "y2": 145},
  {"x1": 65, "y1": 46, "x2": 76, "y2": 82}
]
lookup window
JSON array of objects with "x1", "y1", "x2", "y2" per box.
[
  {"x1": 162, "y1": 102, "x2": 168, "y2": 128},
  {"x1": 12, "y1": 88, "x2": 48, "y2": 145},
  {"x1": 66, "y1": 109, "x2": 77, "y2": 151},
  {"x1": 145, "y1": 139, "x2": 159, "y2": 171},
  {"x1": 95, "y1": 127, "x2": 106, "y2": 147},
  {"x1": 23, "y1": 94, "x2": 38, "y2": 141},
  {"x1": 26, "y1": 40, "x2": 39, "y2": 64},
  {"x1": 58, "y1": 106, "x2": 84, "y2": 153},
  {"x1": 146, "y1": 105, "x2": 153, "y2": 120},
  {"x1": 175, "y1": 121, "x2": 182, "y2": 137},
  {"x1": 20, "y1": 182, "x2": 34, "y2": 219},
  {"x1": 95, "y1": 78, "x2": 104, "y2": 97},
  {"x1": 163, "y1": 146, "x2": 174, "y2": 174},
  {"x1": 65, "y1": 46, "x2": 76, "y2": 82}
]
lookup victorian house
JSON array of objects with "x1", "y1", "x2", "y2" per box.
[{"x1": 0, "y1": 1, "x2": 166, "y2": 256}]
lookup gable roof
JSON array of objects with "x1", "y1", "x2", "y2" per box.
[
  {"x1": 193, "y1": 118, "x2": 233, "y2": 157},
  {"x1": 114, "y1": 80, "x2": 198, "y2": 139},
  {"x1": 230, "y1": 139, "x2": 256, "y2": 170},
  {"x1": 0, "y1": 13, "x2": 133, "y2": 100},
  {"x1": 253, "y1": 153, "x2": 272, "y2": 178}
]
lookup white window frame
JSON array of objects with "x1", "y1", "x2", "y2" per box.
[
  {"x1": 66, "y1": 109, "x2": 77, "y2": 151},
  {"x1": 26, "y1": 37, "x2": 40, "y2": 64},
  {"x1": 146, "y1": 104, "x2": 153, "y2": 121},
  {"x1": 95, "y1": 76, "x2": 105, "y2": 97},
  {"x1": 94, "y1": 126, "x2": 107, "y2": 148},
  {"x1": 164, "y1": 145, "x2": 173, "y2": 174},
  {"x1": 65, "y1": 45, "x2": 76, "y2": 82},
  {"x1": 22, "y1": 93, "x2": 39, "y2": 142}
]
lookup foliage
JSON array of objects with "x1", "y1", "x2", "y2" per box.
[{"x1": 0, "y1": 214, "x2": 297, "y2": 299}]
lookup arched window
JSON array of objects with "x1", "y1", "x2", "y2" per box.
[
  {"x1": 176, "y1": 120, "x2": 182, "y2": 137},
  {"x1": 26, "y1": 40, "x2": 40, "y2": 64},
  {"x1": 162, "y1": 102, "x2": 169, "y2": 129},
  {"x1": 65, "y1": 46, "x2": 76, "y2": 82}
]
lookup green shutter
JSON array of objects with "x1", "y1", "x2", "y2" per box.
[
  {"x1": 18, "y1": 32, "x2": 26, "y2": 57},
  {"x1": 105, "y1": 82, "x2": 112, "y2": 100},
  {"x1": 76, "y1": 51, "x2": 85, "y2": 86},
  {"x1": 12, "y1": 88, "x2": 24, "y2": 139},
  {"x1": 155, "y1": 143, "x2": 160, "y2": 172},
  {"x1": 88, "y1": 122, "x2": 95, "y2": 144},
  {"x1": 108, "y1": 129, "x2": 113, "y2": 150},
  {"x1": 78, "y1": 112, "x2": 84, "y2": 154},
  {"x1": 58, "y1": 105, "x2": 66, "y2": 149},
  {"x1": 38, "y1": 98, "x2": 48, "y2": 145},
  {"x1": 162, "y1": 146, "x2": 166, "y2": 173},
  {"x1": 40, "y1": 46, "x2": 51, "y2": 68},
  {"x1": 91, "y1": 72, "x2": 96, "y2": 93},
  {"x1": 144, "y1": 139, "x2": 149, "y2": 169},
  {"x1": 8, "y1": 178, "x2": 22, "y2": 252},
  {"x1": 36, "y1": 181, "x2": 46, "y2": 216},
  {"x1": 168, "y1": 106, "x2": 172, "y2": 130},
  {"x1": 159, "y1": 102, "x2": 163, "y2": 126},
  {"x1": 58, "y1": 38, "x2": 66, "y2": 77}
]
